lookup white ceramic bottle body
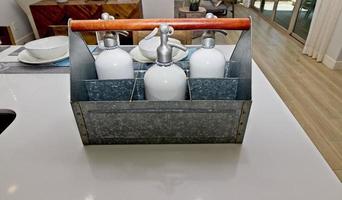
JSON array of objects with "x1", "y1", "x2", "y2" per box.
[
  {"x1": 95, "y1": 48, "x2": 134, "y2": 80},
  {"x1": 189, "y1": 48, "x2": 225, "y2": 78},
  {"x1": 144, "y1": 64, "x2": 187, "y2": 101}
]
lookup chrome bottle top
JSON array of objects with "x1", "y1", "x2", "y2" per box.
[
  {"x1": 101, "y1": 13, "x2": 118, "y2": 49},
  {"x1": 155, "y1": 24, "x2": 187, "y2": 66},
  {"x1": 201, "y1": 13, "x2": 227, "y2": 49},
  {"x1": 100, "y1": 13, "x2": 129, "y2": 49}
]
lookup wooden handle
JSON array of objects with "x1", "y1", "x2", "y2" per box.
[{"x1": 70, "y1": 18, "x2": 251, "y2": 32}]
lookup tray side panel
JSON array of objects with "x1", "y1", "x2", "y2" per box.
[
  {"x1": 78, "y1": 101, "x2": 245, "y2": 144},
  {"x1": 71, "y1": 102, "x2": 90, "y2": 145},
  {"x1": 235, "y1": 100, "x2": 252, "y2": 144}
]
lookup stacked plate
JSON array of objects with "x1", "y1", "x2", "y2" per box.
[
  {"x1": 130, "y1": 36, "x2": 188, "y2": 63},
  {"x1": 19, "y1": 36, "x2": 69, "y2": 64}
]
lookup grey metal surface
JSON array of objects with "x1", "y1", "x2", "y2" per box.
[
  {"x1": 229, "y1": 29, "x2": 252, "y2": 100},
  {"x1": 236, "y1": 100, "x2": 252, "y2": 143},
  {"x1": 69, "y1": 30, "x2": 97, "y2": 101},
  {"x1": 85, "y1": 79, "x2": 135, "y2": 101},
  {"x1": 189, "y1": 78, "x2": 238, "y2": 100},
  {"x1": 71, "y1": 102, "x2": 89, "y2": 144},
  {"x1": 74, "y1": 100, "x2": 244, "y2": 144},
  {"x1": 83, "y1": 60, "x2": 238, "y2": 102}
]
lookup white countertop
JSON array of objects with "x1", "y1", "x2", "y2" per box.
[{"x1": 0, "y1": 46, "x2": 341, "y2": 200}]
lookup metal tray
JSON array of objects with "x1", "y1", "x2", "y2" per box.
[{"x1": 69, "y1": 20, "x2": 252, "y2": 145}]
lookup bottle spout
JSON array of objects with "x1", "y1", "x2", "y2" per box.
[
  {"x1": 100, "y1": 13, "x2": 129, "y2": 49},
  {"x1": 201, "y1": 13, "x2": 228, "y2": 49},
  {"x1": 100, "y1": 13, "x2": 118, "y2": 49},
  {"x1": 156, "y1": 24, "x2": 187, "y2": 66},
  {"x1": 169, "y1": 42, "x2": 187, "y2": 52}
]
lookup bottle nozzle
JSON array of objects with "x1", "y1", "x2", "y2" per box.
[
  {"x1": 100, "y1": 13, "x2": 128, "y2": 49},
  {"x1": 169, "y1": 42, "x2": 187, "y2": 52},
  {"x1": 202, "y1": 13, "x2": 228, "y2": 48},
  {"x1": 156, "y1": 24, "x2": 186, "y2": 66}
]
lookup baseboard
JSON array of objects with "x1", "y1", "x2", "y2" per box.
[
  {"x1": 323, "y1": 54, "x2": 342, "y2": 70},
  {"x1": 15, "y1": 32, "x2": 35, "y2": 45}
]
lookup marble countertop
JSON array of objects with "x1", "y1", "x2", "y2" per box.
[{"x1": 0, "y1": 46, "x2": 341, "y2": 200}]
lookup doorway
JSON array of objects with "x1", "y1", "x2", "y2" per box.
[{"x1": 251, "y1": 0, "x2": 316, "y2": 43}]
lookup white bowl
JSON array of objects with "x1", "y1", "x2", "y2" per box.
[
  {"x1": 24, "y1": 36, "x2": 69, "y2": 60},
  {"x1": 138, "y1": 37, "x2": 181, "y2": 60}
]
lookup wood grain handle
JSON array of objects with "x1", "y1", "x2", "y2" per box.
[{"x1": 70, "y1": 18, "x2": 251, "y2": 32}]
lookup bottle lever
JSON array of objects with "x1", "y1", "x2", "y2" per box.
[
  {"x1": 117, "y1": 31, "x2": 129, "y2": 37},
  {"x1": 216, "y1": 30, "x2": 228, "y2": 36}
]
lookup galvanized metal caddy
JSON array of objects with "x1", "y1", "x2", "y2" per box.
[{"x1": 69, "y1": 18, "x2": 252, "y2": 145}]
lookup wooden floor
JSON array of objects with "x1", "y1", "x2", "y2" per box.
[{"x1": 226, "y1": 5, "x2": 342, "y2": 181}]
